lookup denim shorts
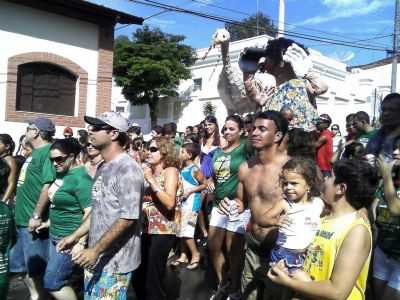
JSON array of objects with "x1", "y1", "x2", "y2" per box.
[
  {"x1": 373, "y1": 246, "x2": 400, "y2": 291},
  {"x1": 270, "y1": 245, "x2": 306, "y2": 272},
  {"x1": 43, "y1": 235, "x2": 75, "y2": 291},
  {"x1": 9, "y1": 226, "x2": 48, "y2": 277}
]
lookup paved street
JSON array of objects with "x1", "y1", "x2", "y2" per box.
[{"x1": 8, "y1": 246, "x2": 216, "y2": 300}]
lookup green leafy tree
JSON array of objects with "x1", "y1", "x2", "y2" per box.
[
  {"x1": 113, "y1": 26, "x2": 196, "y2": 126},
  {"x1": 225, "y1": 12, "x2": 276, "y2": 42}
]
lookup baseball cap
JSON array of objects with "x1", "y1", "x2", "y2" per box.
[
  {"x1": 63, "y1": 127, "x2": 73, "y2": 135},
  {"x1": 318, "y1": 114, "x2": 332, "y2": 123},
  {"x1": 84, "y1": 112, "x2": 129, "y2": 132},
  {"x1": 26, "y1": 117, "x2": 55, "y2": 132}
]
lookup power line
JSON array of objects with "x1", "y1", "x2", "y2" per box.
[
  {"x1": 116, "y1": 8, "x2": 175, "y2": 31},
  {"x1": 185, "y1": 0, "x2": 392, "y2": 47},
  {"x1": 129, "y1": 0, "x2": 390, "y2": 52},
  {"x1": 189, "y1": 0, "x2": 250, "y2": 17},
  {"x1": 307, "y1": 34, "x2": 393, "y2": 49}
]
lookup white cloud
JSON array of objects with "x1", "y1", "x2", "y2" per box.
[
  {"x1": 328, "y1": 50, "x2": 356, "y2": 62},
  {"x1": 191, "y1": 0, "x2": 214, "y2": 8},
  {"x1": 145, "y1": 18, "x2": 176, "y2": 28},
  {"x1": 298, "y1": 0, "x2": 392, "y2": 25}
]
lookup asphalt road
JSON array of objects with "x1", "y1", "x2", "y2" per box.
[{"x1": 7, "y1": 245, "x2": 217, "y2": 300}]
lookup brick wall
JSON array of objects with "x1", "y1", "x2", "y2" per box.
[
  {"x1": 6, "y1": 52, "x2": 88, "y2": 127},
  {"x1": 96, "y1": 24, "x2": 114, "y2": 115}
]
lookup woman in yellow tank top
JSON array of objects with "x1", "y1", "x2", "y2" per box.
[{"x1": 268, "y1": 159, "x2": 379, "y2": 300}]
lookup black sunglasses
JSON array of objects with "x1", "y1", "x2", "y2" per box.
[
  {"x1": 50, "y1": 155, "x2": 69, "y2": 163},
  {"x1": 149, "y1": 146, "x2": 159, "y2": 153},
  {"x1": 90, "y1": 125, "x2": 114, "y2": 132}
]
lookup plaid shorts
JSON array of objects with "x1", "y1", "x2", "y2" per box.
[{"x1": 84, "y1": 269, "x2": 132, "y2": 300}]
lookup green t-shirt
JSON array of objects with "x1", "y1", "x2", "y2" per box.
[
  {"x1": 48, "y1": 166, "x2": 92, "y2": 237},
  {"x1": 357, "y1": 129, "x2": 377, "y2": 148},
  {"x1": 15, "y1": 144, "x2": 56, "y2": 226},
  {"x1": 212, "y1": 139, "x2": 247, "y2": 204}
]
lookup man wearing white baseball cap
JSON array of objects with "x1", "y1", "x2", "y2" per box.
[{"x1": 57, "y1": 111, "x2": 144, "y2": 300}]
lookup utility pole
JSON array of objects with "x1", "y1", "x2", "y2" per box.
[
  {"x1": 391, "y1": 0, "x2": 400, "y2": 92},
  {"x1": 256, "y1": 0, "x2": 259, "y2": 36},
  {"x1": 277, "y1": 0, "x2": 285, "y2": 38}
]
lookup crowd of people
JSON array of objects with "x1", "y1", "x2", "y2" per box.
[{"x1": 1, "y1": 36, "x2": 400, "y2": 300}]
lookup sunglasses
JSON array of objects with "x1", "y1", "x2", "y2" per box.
[
  {"x1": 90, "y1": 125, "x2": 114, "y2": 132},
  {"x1": 149, "y1": 146, "x2": 159, "y2": 153},
  {"x1": 50, "y1": 155, "x2": 69, "y2": 163},
  {"x1": 26, "y1": 126, "x2": 38, "y2": 131}
]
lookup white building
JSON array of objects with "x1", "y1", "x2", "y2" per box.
[
  {"x1": 0, "y1": 0, "x2": 142, "y2": 143},
  {"x1": 118, "y1": 34, "x2": 392, "y2": 133}
]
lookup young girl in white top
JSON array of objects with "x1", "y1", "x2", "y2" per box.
[{"x1": 264, "y1": 157, "x2": 324, "y2": 272}]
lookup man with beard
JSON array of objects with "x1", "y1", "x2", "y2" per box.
[{"x1": 219, "y1": 110, "x2": 289, "y2": 300}]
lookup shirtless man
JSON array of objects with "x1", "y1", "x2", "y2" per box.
[{"x1": 220, "y1": 110, "x2": 289, "y2": 300}]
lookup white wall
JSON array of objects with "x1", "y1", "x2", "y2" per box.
[{"x1": 0, "y1": 1, "x2": 99, "y2": 143}]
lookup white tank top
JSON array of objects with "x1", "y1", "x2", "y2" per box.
[{"x1": 277, "y1": 197, "x2": 324, "y2": 250}]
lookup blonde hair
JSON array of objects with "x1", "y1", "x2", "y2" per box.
[{"x1": 153, "y1": 137, "x2": 179, "y2": 168}]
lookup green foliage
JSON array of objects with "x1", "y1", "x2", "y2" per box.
[
  {"x1": 202, "y1": 101, "x2": 216, "y2": 117},
  {"x1": 113, "y1": 26, "x2": 196, "y2": 125},
  {"x1": 225, "y1": 13, "x2": 276, "y2": 42}
]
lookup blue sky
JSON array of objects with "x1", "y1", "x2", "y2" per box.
[{"x1": 91, "y1": 0, "x2": 394, "y2": 66}]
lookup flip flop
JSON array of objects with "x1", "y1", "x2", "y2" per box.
[
  {"x1": 186, "y1": 259, "x2": 200, "y2": 270},
  {"x1": 170, "y1": 258, "x2": 188, "y2": 267}
]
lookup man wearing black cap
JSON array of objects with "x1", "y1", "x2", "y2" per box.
[
  {"x1": 316, "y1": 114, "x2": 333, "y2": 177},
  {"x1": 57, "y1": 112, "x2": 144, "y2": 300},
  {"x1": 10, "y1": 117, "x2": 56, "y2": 300}
]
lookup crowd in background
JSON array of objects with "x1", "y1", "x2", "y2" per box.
[{"x1": 1, "y1": 36, "x2": 400, "y2": 300}]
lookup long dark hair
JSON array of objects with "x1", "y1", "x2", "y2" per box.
[
  {"x1": 0, "y1": 134, "x2": 15, "y2": 156},
  {"x1": 203, "y1": 115, "x2": 220, "y2": 147}
]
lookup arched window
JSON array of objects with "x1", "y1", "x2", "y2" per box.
[{"x1": 16, "y1": 62, "x2": 77, "y2": 116}]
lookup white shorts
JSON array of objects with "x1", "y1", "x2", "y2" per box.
[
  {"x1": 177, "y1": 209, "x2": 198, "y2": 238},
  {"x1": 209, "y1": 207, "x2": 251, "y2": 234},
  {"x1": 373, "y1": 246, "x2": 400, "y2": 291}
]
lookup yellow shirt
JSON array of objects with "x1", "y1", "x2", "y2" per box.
[{"x1": 303, "y1": 211, "x2": 372, "y2": 300}]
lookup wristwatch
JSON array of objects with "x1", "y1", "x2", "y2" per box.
[{"x1": 32, "y1": 213, "x2": 41, "y2": 220}]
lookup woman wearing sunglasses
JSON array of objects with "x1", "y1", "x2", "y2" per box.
[
  {"x1": 134, "y1": 136, "x2": 183, "y2": 300},
  {"x1": 38, "y1": 138, "x2": 92, "y2": 300},
  {"x1": 84, "y1": 143, "x2": 103, "y2": 179},
  {"x1": 208, "y1": 114, "x2": 251, "y2": 300}
]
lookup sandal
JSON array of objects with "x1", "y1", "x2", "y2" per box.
[
  {"x1": 186, "y1": 257, "x2": 201, "y2": 270},
  {"x1": 170, "y1": 257, "x2": 188, "y2": 267}
]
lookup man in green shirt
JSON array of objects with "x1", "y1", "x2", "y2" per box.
[
  {"x1": 10, "y1": 117, "x2": 56, "y2": 300},
  {"x1": 354, "y1": 111, "x2": 377, "y2": 148}
]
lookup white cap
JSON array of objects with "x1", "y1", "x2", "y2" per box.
[{"x1": 84, "y1": 112, "x2": 129, "y2": 132}]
